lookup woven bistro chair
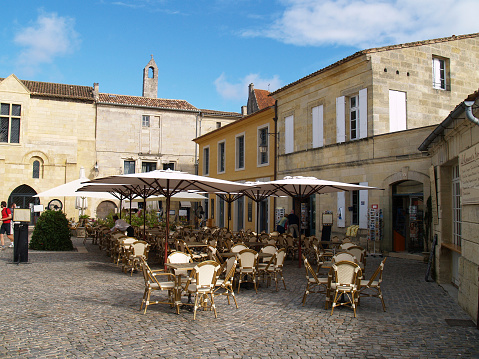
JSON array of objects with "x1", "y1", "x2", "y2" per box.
[
  {"x1": 214, "y1": 256, "x2": 239, "y2": 308},
  {"x1": 259, "y1": 245, "x2": 277, "y2": 263},
  {"x1": 139, "y1": 257, "x2": 176, "y2": 314},
  {"x1": 329, "y1": 260, "x2": 362, "y2": 317},
  {"x1": 302, "y1": 255, "x2": 329, "y2": 306},
  {"x1": 231, "y1": 243, "x2": 248, "y2": 253},
  {"x1": 181, "y1": 260, "x2": 220, "y2": 320},
  {"x1": 236, "y1": 249, "x2": 259, "y2": 293},
  {"x1": 358, "y1": 257, "x2": 387, "y2": 311},
  {"x1": 123, "y1": 240, "x2": 150, "y2": 275},
  {"x1": 346, "y1": 246, "x2": 366, "y2": 271}
]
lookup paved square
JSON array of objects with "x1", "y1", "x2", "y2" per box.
[{"x1": 1, "y1": 238, "x2": 478, "y2": 358}]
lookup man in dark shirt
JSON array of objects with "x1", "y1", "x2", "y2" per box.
[{"x1": 287, "y1": 210, "x2": 299, "y2": 238}]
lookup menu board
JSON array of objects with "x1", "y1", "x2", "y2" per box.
[
  {"x1": 13, "y1": 209, "x2": 31, "y2": 222},
  {"x1": 460, "y1": 143, "x2": 479, "y2": 205}
]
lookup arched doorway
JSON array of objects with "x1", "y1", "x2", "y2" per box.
[
  {"x1": 96, "y1": 201, "x2": 118, "y2": 219},
  {"x1": 8, "y1": 184, "x2": 40, "y2": 224},
  {"x1": 392, "y1": 180, "x2": 424, "y2": 252}
]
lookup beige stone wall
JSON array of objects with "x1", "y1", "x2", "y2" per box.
[
  {"x1": 428, "y1": 117, "x2": 479, "y2": 321},
  {"x1": 0, "y1": 75, "x2": 97, "y2": 220}
]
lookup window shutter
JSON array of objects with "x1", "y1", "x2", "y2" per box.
[
  {"x1": 389, "y1": 90, "x2": 407, "y2": 132},
  {"x1": 312, "y1": 105, "x2": 323, "y2": 148},
  {"x1": 336, "y1": 96, "x2": 345, "y2": 143},
  {"x1": 337, "y1": 191, "x2": 345, "y2": 228},
  {"x1": 432, "y1": 58, "x2": 441, "y2": 88},
  {"x1": 285, "y1": 115, "x2": 294, "y2": 154},
  {"x1": 359, "y1": 88, "x2": 367, "y2": 139},
  {"x1": 359, "y1": 182, "x2": 368, "y2": 229}
]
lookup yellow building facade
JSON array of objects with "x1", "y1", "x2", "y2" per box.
[{"x1": 194, "y1": 106, "x2": 276, "y2": 232}]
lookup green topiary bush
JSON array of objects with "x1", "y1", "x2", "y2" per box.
[{"x1": 30, "y1": 210, "x2": 74, "y2": 251}]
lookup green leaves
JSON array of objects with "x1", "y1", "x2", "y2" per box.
[{"x1": 30, "y1": 210, "x2": 74, "y2": 251}]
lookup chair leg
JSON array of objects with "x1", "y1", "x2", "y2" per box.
[
  {"x1": 210, "y1": 293, "x2": 217, "y2": 318},
  {"x1": 193, "y1": 294, "x2": 199, "y2": 320}
]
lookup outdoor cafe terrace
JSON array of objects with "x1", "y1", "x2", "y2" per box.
[{"x1": 0, "y1": 226, "x2": 478, "y2": 358}]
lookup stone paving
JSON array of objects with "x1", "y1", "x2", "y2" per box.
[{"x1": 1, "y1": 237, "x2": 479, "y2": 358}]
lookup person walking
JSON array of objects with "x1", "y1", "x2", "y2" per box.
[
  {"x1": 287, "y1": 210, "x2": 300, "y2": 238},
  {"x1": 1, "y1": 201, "x2": 14, "y2": 249}
]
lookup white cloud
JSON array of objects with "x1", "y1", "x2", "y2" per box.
[
  {"x1": 14, "y1": 11, "x2": 80, "y2": 74},
  {"x1": 215, "y1": 73, "x2": 282, "y2": 101},
  {"x1": 243, "y1": 0, "x2": 479, "y2": 48}
]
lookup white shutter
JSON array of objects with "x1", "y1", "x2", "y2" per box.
[
  {"x1": 432, "y1": 58, "x2": 441, "y2": 89},
  {"x1": 312, "y1": 105, "x2": 323, "y2": 148},
  {"x1": 359, "y1": 181, "x2": 368, "y2": 229},
  {"x1": 336, "y1": 96, "x2": 345, "y2": 143},
  {"x1": 359, "y1": 88, "x2": 367, "y2": 139},
  {"x1": 337, "y1": 191, "x2": 345, "y2": 228},
  {"x1": 389, "y1": 90, "x2": 407, "y2": 132},
  {"x1": 285, "y1": 115, "x2": 294, "y2": 154}
]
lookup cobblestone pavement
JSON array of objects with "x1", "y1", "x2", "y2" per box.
[{"x1": 1, "y1": 237, "x2": 478, "y2": 358}]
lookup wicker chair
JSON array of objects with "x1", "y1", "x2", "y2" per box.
[
  {"x1": 302, "y1": 255, "x2": 329, "y2": 305},
  {"x1": 139, "y1": 257, "x2": 176, "y2": 314},
  {"x1": 329, "y1": 260, "x2": 362, "y2": 317},
  {"x1": 236, "y1": 249, "x2": 258, "y2": 293},
  {"x1": 358, "y1": 257, "x2": 387, "y2": 311},
  {"x1": 214, "y1": 256, "x2": 239, "y2": 308}
]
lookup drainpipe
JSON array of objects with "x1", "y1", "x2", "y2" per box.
[{"x1": 464, "y1": 101, "x2": 479, "y2": 125}]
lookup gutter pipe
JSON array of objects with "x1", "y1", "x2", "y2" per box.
[{"x1": 464, "y1": 101, "x2": 479, "y2": 126}]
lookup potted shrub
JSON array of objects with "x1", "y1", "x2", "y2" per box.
[{"x1": 30, "y1": 210, "x2": 74, "y2": 251}]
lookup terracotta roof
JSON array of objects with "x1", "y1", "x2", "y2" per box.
[
  {"x1": 199, "y1": 109, "x2": 242, "y2": 118},
  {"x1": 98, "y1": 93, "x2": 198, "y2": 111},
  {"x1": 0, "y1": 78, "x2": 94, "y2": 101},
  {"x1": 271, "y1": 32, "x2": 479, "y2": 96},
  {"x1": 254, "y1": 89, "x2": 275, "y2": 109}
]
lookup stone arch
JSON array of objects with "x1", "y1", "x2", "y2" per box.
[
  {"x1": 96, "y1": 200, "x2": 118, "y2": 219},
  {"x1": 383, "y1": 167, "x2": 430, "y2": 196},
  {"x1": 23, "y1": 150, "x2": 49, "y2": 166}
]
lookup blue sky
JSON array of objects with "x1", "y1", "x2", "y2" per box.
[{"x1": 1, "y1": 0, "x2": 477, "y2": 113}]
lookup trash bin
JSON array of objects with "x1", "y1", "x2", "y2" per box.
[{"x1": 13, "y1": 223, "x2": 28, "y2": 263}]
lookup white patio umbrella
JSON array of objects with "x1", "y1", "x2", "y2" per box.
[
  {"x1": 82, "y1": 169, "x2": 255, "y2": 268},
  {"x1": 34, "y1": 168, "x2": 118, "y2": 214},
  {"x1": 251, "y1": 176, "x2": 379, "y2": 267}
]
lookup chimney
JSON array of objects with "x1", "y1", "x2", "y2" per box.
[
  {"x1": 93, "y1": 83, "x2": 99, "y2": 101},
  {"x1": 241, "y1": 106, "x2": 247, "y2": 116}
]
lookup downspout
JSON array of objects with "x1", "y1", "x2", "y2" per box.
[{"x1": 464, "y1": 101, "x2": 479, "y2": 125}]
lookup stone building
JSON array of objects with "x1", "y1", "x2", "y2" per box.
[
  {"x1": 0, "y1": 57, "x2": 241, "y2": 221},
  {"x1": 271, "y1": 33, "x2": 479, "y2": 252},
  {"x1": 418, "y1": 90, "x2": 479, "y2": 321},
  {"x1": 0, "y1": 74, "x2": 97, "y2": 220},
  {"x1": 194, "y1": 104, "x2": 276, "y2": 232}
]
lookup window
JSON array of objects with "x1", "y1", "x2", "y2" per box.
[
  {"x1": 203, "y1": 146, "x2": 210, "y2": 175},
  {"x1": 350, "y1": 95, "x2": 359, "y2": 140},
  {"x1": 312, "y1": 105, "x2": 323, "y2": 148},
  {"x1": 148, "y1": 67, "x2": 154, "y2": 79},
  {"x1": 32, "y1": 160, "x2": 40, "y2": 179},
  {"x1": 142, "y1": 115, "x2": 150, "y2": 127},
  {"x1": 284, "y1": 115, "x2": 294, "y2": 153},
  {"x1": 258, "y1": 126, "x2": 268, "y2": 165},
  {"x1": 218, "y1": 141, "x2": 225, "y2": 173},
  {"x1": 0, "y1": 103, "x2": 21, "y2": 143},
  {"x1": 452, "y1": 165, "x2": 461, "y2": 245},
  {"x1": 142, "y1": 161, "x2": 156, "y2": 172},
  {"x1": 124, "y1": 160, "x2": 135, "y2": 174},
  {"x1": 163, "y1": 162, "x2": 175, "y2": 170},
  {"x1": 236, "y1": 134, "x2": 245, "y2": 170},
  {"x1": 432, "y1": 57, "x2": 448, "y2": 90},
  {"x1": 389, "y1": 90, "x2": 407, "y2": 132}
]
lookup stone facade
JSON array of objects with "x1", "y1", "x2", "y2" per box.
[
  {"x1": 0, "y1": 58, "x2": 242, "y2": 221},
  {"x1": 419, "y1": 91, "x2": 479, "y2": 322},
  {"x1": 271, "y1": 33, "x2": 479, "y2": 250}
]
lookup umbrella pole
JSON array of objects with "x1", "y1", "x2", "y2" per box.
[
  {"x1": 164, "y1": 196, "x2": 171, "y2": 271},
  {"x1": 227, "y1": 200, "x2": 231, "y2": 232},
  {"x1": 119, "y1": 199, "x2": 122, "y2": 219},
  {"x1": 129, "y1": 198, "x2": 132, "y2": 224},
  {"x1": 143, "y1": 199, "x2": 146, "y2": 240},
  {"x1": 256, "y1": 200, "x2": 260, "y2": 240}
]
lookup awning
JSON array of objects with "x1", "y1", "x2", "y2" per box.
[{"x1": 180, "y1": 201, "x2": 191, "y2": 208}]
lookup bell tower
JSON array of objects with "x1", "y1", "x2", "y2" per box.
[{"x1": 142, "y1": 55, "x2": 158, "y2": 98}]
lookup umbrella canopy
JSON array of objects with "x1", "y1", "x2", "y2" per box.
[
  {"x1": 34, "y1": 179, "x2": 119, "y2": 201},
  {"x1": 252, "y1": 176, "x2": 379, "y2": 267},
  {"x1": 83, "y1": 169, "x2": 255, "y2": 268}
]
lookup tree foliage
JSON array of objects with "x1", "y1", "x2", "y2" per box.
[{"x1": 30, "y1": 210, "x2": 74, "y2": 251}]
